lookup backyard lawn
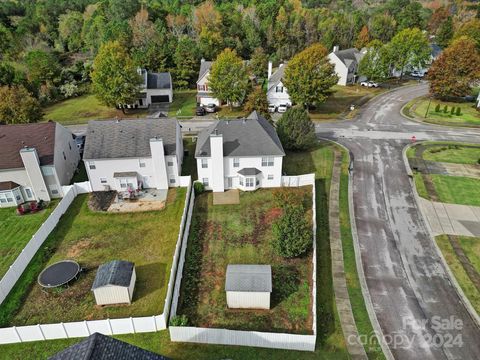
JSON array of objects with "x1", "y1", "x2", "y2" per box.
[
  {"x1": 422, "y1": 145, "x2": 480, "y2": 165},
  {"x1": 435, "y1": 235, "x2": 480, "y2": 314},
  {"x1": 1, "y1": 188, "x2": 186, "y2": 326},
  {"x1": 0, "y1": 201, "x2": 58, "y2": 278},
  {"x1": 44, "y1": 94, "x2": 148, "y2": 125},
  {"x1": 177, "y1": 187, "x2": 314, "y2": 333},
  {"x1": 168, "y1": 90, "x2": 196, "y2": 117},
  {"x1": 409, "y1": 98, "x2": 480, "y2": 126}
]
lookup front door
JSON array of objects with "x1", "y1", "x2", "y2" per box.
[{"x1": 226, "y1": 177, "x2": 233, "y2": 188}]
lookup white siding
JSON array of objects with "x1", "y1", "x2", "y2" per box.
[
  {"x1": 267, "y1": 80, "x2": 291, "y2": 107},
  {"x1": 226, "y1": 291, "x2": 270, "y2": 309},
  {"x1": 146, "y1": 88, "x2": 173, "y2": 104},
  {"x1": 328, "y1": 53, "x2": 349, "y2": 86},
  {"x1": 53, "y1": 123, "x2": 80, "y2": 186},
  {"x1": 197, "y1": 71, "x2": 220, "y2": 105},
  {"x1": 93, "y1": 286, "x2": 131, "y2": 305}
]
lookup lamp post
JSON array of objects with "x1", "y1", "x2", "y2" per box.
[{"x1": 424, "y1": 97, "x2": 432, "y2": 118}]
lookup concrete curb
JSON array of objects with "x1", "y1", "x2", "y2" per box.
[
  {"x1": 402, "y1": 143, "x2": 480, "y2": 329},
  {"x1": 331, "y1": 140, "x2": 395, "y2": 360}
]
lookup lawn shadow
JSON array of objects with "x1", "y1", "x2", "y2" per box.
[
  {"x1": 133, "y1": 262, "x2": 167, "y2": 301},
  {"x1": 271, "y1": 265, "x2": 300, "y2": 308}
]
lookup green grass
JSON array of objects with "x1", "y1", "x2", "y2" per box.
[
  {"x1": 435, "y1": 235, "x2": 480, "y2": 314},
  {"x1": 217, "y1": 106, "x2": 248, "y2": 118},
  {"x1": 422, "y1": 145, "x2": 480, "y2": 165},
  {"x1": 413, "y1": 173, "x2": 430, "y2": 199},
  {"x1": 168, "y1": 90, "x2": 197, "y2": 117},
  {"x1": 44, "y1": 94, "x2": 148, "y2": 125},
  {"x1": 1, "y1": 189, "x2": 186, "y2": 326},
  {"x1": 310, "y1": 85, "x2": 384, "y2": 121},
  {"x1": 181, "y1": 138, "x2": 197, "y2": 179},
  {"x1": 458, "y1": 236, "x2": 480, "y2": 274},
  {"x1": 0, "y1": 201, "x2": 58, "y2": 278},
  {"x1": 430, "y1": 175, "x2": 480, "y2": 206},
  {"x1": 410, "y1": 98, "x2": 480, "y2": 126},
  {"x1": 177, "y1": 187, "x2": 314, "y2": 333},
  {"x1": 70, "y1": 161, "x2": 88, "y2": 183}
]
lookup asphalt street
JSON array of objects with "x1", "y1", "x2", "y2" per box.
[{"x1": 316, "y1": 84, "x2": 480, "y2": 360}]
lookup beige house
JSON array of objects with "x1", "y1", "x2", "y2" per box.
[
  {"x1": 225, "y1": 264, "x2": 272, "y2": 309},
  {"x1": 92, "y1": 260, "x2": 136, "y2": 306}
]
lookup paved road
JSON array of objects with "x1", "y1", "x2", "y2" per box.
[{"x1": 316, "y1": 84, "x2": 480, "y2": 359}]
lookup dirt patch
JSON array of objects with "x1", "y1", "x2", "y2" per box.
[
  {"x1": 66, "y1": 238, "x2": 92, "y2": 258},
  {"x1": 88, "y1": 191, "x2": 116, "y2": 211},
  {"x1": 265, "y1": 207, "x2": 282, "y2": 223}
]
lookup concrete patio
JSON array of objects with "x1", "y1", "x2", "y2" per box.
[
  {"x1": 108, "y1": 188, "x2": 168, "y2": 212},
  {"x1": 213, "y1": 189, "x2": 240, "y2": 205}
]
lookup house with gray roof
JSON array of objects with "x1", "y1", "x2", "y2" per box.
[
  {"x1": 266, "y1": 61, "x2": 292, "y2": 107},
  {"x1": 196, "y1": 59, "x2": 220, "y2": 106},
  {"x1": 328, "y1": 46, "x2": 367, "y2": 86},
  {"x1": 133, "y1": 68, "x2": 173, "y2": 108},
  {"x1": 92, "y1": 260, "x2": 136, "y2": 305},
  {"x1": 225, "y1": 264, "x2": 272, "y2": 309},
  {"x1": 0, "y1": 122, "x2": 80, "y2": 207},
  {"x1": 83, "y1": 118, "x2": 183, "y2": 192},
  {"x1": 195, "y1": 111, "x2": 285, "y2": 192}
]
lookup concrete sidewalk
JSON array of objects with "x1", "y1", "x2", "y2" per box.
[{"x1": 419, "y1": 198, "x2": 480, "y2": 236}]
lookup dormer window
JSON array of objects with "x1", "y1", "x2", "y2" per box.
[{"x1": 275, "y1": 86, "x2": 283, "y2": 93}]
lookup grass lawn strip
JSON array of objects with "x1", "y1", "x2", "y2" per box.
[
  {"x1": 435, "y1": 235, "x2": 480, "y2": 314},
  {"x1": 1, "y1": 188, "x2": 186, "y2": 326},
  {"x1": 168, "y1": 90, "x2": 196, "y2": 117},
  {"x1": 429, "y1": 175, "x2": 480, "y2": 206},
  {"x1": 421, "y1": 145, "x2": 480, "y2": 165},
  {"x1": 177, "y1": 187, "x2": 314, "y2": 333},
  {"x1": 0, "y1": 201, "x2": 58, "y2": 278}
]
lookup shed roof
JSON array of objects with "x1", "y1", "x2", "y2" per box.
[
  {"x1": 91, "y1": 260, "x2": 134, "y2": 290},
  {"x1": 83, "y1": 119, "x2": 178, "y2": 160},
  {"x1": 225, "y1": 264, "x2": 272, "y2": 292},
  {"x1": 0, "y1": 122, "x2": 57, "y2": 170},
  {"x1": 49, "y1": 332, "x2": 169, "y2": 360},
  {"x1": 333, "y1": 48, "x2": 364, "y2": 68},
  {"x1": 195, "y1": 111, "x2": 285, "y2": 158}
]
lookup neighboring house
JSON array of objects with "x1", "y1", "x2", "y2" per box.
[
  {"x1": 225, "y1": 264, "x2": 272, "y2": 310},
  {"x1": 266, "y1": 61, "x2": 292, "y2": 107},
  {"x1": 83, "y1": 118, "x2": 183, "y2": 192},
  {"x1": 49, "y1": 332, "x2": 170, "y2": 360},
  {"x1": 391, "y1": 44, "x2": 442, "y2": 77},
  {"x1": 131, "y1": 68, "x2": 173, "y2": 108},
  {"x1": 328, "y1": 46, "x2": 366, "y2": 86},
  {"x1": 196, "y1": 59, "x2": 220, "y2": 106},
  {"x1": 0, "y1": 122, "x2": 80, "y2": 207},
  {"x1": 92, "y1": 260, "x2": 136, "y2": 306},
  {"x1": 477, "y1": 92, "x2": 480, "y2": 108},
  {"x1": 195, "y1": 111, "x2": 285, "y2": 192}
]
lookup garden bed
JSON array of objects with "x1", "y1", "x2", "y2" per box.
[
  {"x1": 1, "y1": 188, "x2": 186, "y2": 326},
  {"x1": 176, "y1": 187, "x2": 314, "y2": 334}
]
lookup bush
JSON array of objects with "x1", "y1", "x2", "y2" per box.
[
  {"x1": 435, "y1": 104, "x2": 440, "y2": 112},
  {"x1": 443, "y1": 105, "x2": 448, "y2": 113},
  {"x1": 456, "y1": 107, "x2": 462, "y2": 116},
  {"x1": 272, "y1": 205, "x2": 312, "y2": 258},
  {"x1": 276, "y1": 107, "x2": 316, "y2": 151},
  {"x1": 193, "y1": 181, "x2": 204, "y2": 195},
  {"x1": 450, "y1": 106, "x2": 455, "y2": 115},
  {"x1": 272, "y1": 187, "x2": 304, "y2": 208},
  {"x1": 169, "y1": 315, "x2": 189, "y2": 326}
]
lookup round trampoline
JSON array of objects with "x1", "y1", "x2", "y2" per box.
[{"x1": 38, "y1": 260, "x2": 81, "y2": 288}]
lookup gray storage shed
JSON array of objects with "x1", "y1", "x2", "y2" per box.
[
  {"x1": 91, "y1": 260, "x2": 136, "y2": 305},
  {"x1": 225, "y1": 264, "x2": 272, "y2": 309}
]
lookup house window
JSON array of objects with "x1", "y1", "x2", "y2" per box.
[
  {"x1": 41, "y1": 167, "x2": 54, "y2": 176},
  {"x1": 63, "y1": 151, "x2": 66, "y2": 161},
  {"x1": 15, "y1": 193, "x2": 21, "y2": 201},
  {"x1": 246, "y1": 178, "x2": 254, "y2": 187},
  {"x1": 0, "y1": 197, "x2": 5, "y2": 203},
  {"x1": 100, "y1": 178, "x2": 107, "y2": 184},
  {"x1": 120, "y1": 183, "x2": 127, "y2": 188},
  {"x1": 6, "y1": 195, "x2": 13, "y2": 202},
  {"x1": 239, "y1": 177, "x2": 244, "y2": 186},
  {"x1": 268, "y1": 174, "x2": 274, "y2": 180},
  {"x1": 198, "y1": 85, "x2": 206, "y2": 91},
  {"x1": 170, "y1": 178, "x2": 176, "y2": 184},
  {"x1": 233, "y1": 158, "x2": 239, "y2": 168},
  {"x1": 201, "y1": 159, "x2": 208, "y2": 168},
  {"x1": 275, "y1": 86, "x2": 283, "y2": 93},
  {"x1": 139, "y1": 160, "x2": 146, "y2": 168},
  {"x1": 69, "y1": 143, "x2": 71, "y2": 150},
  {"x1": 168, "y1": 161, "x2": 174, "y2": 167},
  {"x1": 25, "y1": 188, "x2": 33, "y2": 198},
  {"x1": 202, "y1": 178, "x2": 209, "y2": 186},
  {"x1": 262, "y1": 157, "x2": 274, "y2": 167},
  {"x1": 89, "y1": 162, "x2": 96, "y2": 170}
]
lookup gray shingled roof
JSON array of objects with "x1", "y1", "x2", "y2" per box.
[
  {"x1": 195, "y1": 111, "x2": 285, "y2": 158},
  {"x1": 83, "y1": 119, "x2": 178, "y2": 160},
  {"x1": 225, "y1": 265, "x2": 272, "y2": 292},
  {"x1": 197, "y1": 60, "x2": 213, "y2": 82},
  {"x1": 333, "y1": 48, "x2": 363, "y2": 68},
  {"x1": 147, "y1": 72, "x2": 171, "y2": 89},
  {"x1": 267, "y1": 64, "x2": 286, "y2": 91},
  {"x1": 49, "y1": 332, "x2": 169, "y2": 360},
  {"x1": 92, "y1": 260, "x2": 134, "y2": 290}
]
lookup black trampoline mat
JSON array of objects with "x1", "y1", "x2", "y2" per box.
[{"x1": 38, "y1": 261, "x2": 80, "y2": 288}]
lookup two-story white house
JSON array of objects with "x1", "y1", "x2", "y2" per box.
[
  {"x1": 196, "y1": 59, "x2": 220, "y2": 106},
  {"x1": 328, "y1": 46, "x2": 366, "y2": 86},
  {"x1": 131, "y1": 68, "x2": 173, "y2": 109},
  {"x1": 0, "y1": 122, "x2": 80, "y2": 207},
  {"x1": 83, "y1": 119, "x2": 183, "y2": 192},
  {"x1": 195, "y1": 111, "x2": 285, "y2": 192},
  {"x1": 266, "y1": 62, "x2": 291, "y2": 107}
]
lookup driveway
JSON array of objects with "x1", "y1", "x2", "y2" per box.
[{"x1": 316, "y1": 85, "x2": 480, "y2": 359}]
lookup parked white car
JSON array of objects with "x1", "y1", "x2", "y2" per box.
[
  {"x1": 268, "y1": 104, "x2": 277, "y2": 113},
  {"x1": 411, "y1": 71, "x2": 424, "y2": 78},
  {"x1": 277, "y1": 104, "x2": 289, "y2": 113},
  {"x1": 360, "y1": 81, "x2": 379, "y2": 88}
]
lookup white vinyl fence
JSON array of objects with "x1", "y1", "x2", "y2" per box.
[
  {"x1": 0, "y1": 179, "x2": 193, "y2": 344},
  {"x1": 169, "y1": 175, "x2": 317, "y2": 351}
]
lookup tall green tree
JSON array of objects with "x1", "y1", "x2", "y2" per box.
[
  {"x1": 436, "y1": 17, "x2": 453, "y2": 48},
  {"x1": 369, "y1": 12, "x2": 397, "y2": 42},
  {"x1": 387, "y1": 28, "x2": 430, "y2": 79},
  {"x1": 0, "y1": 23, "x2": 12, "y2": 59},
  {"x1": 358, "y1": 40, "x2": 390, "y2": 82},
  {"x1": 454, "y1": 19, "x2": 480, "y2": 49},
  {"x1": 0, "y1": 85, "x2": 42, "y2": 124},
  {"x1": 173, "y1": 36, "x2": 198, "y2": 88},
  {"x1": 282, "y1": 43, "x2": 338, "y2": 109},
  {"x1": 91, "y1": 41, "x2": 142, "y2": 110},
  {"x1": 208, "y1": 48, "x2": 249, "y2": 108},
  {"x1": 58, "y1": 10, "x2": 83, "y2": 51},
  {"x1": 249, "y1": 47, "x2": 269, "y2": 79},
  {"x1": 24, "y1": 50, "x2": 60, "y2": 86},
  {"x1": 272, "y1": 205, "x2": 312, "y2": 258},
  {"x1": 276, "y1": 108, "x2": 316, "y2": 151},
  {"x1": 428, "y1": 37, "x2": 480, "y2": 99}
]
